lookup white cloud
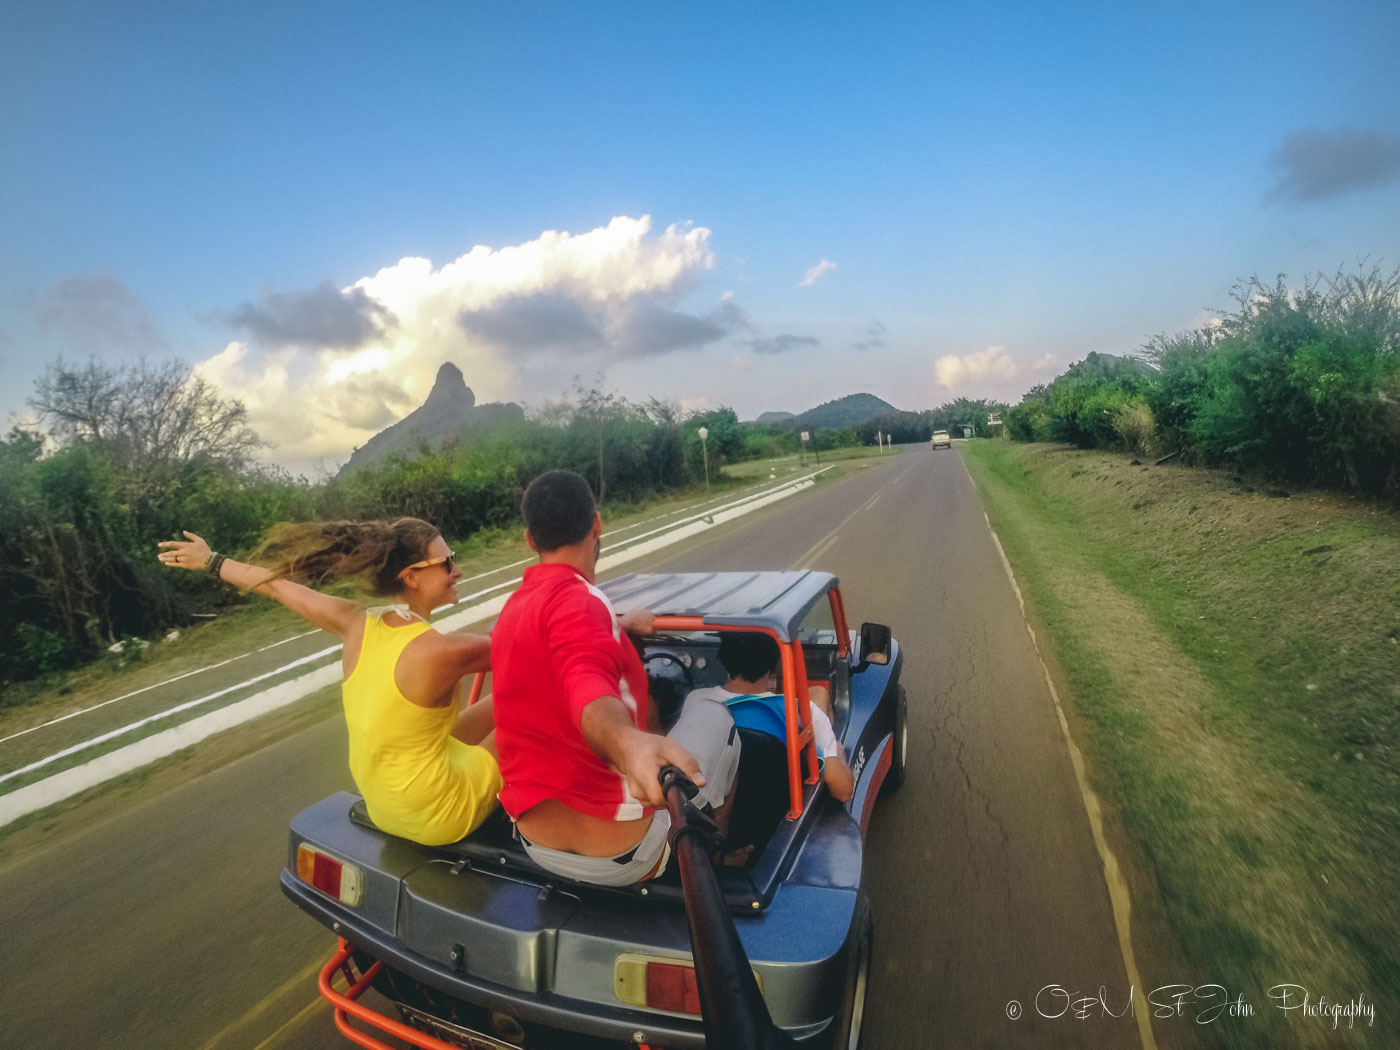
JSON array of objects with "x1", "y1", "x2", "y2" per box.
[
  {"x1": 798, "y1": 258, "x2": 837, "y2": 287},
  {"x1": 933, "y1": 346, "x2": 1059, "y2": 394},
  {"x1": 196, "y1": 216, "x2": 727, "y2": 470}
]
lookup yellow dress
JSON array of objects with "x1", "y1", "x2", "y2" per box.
[{"x1": 342, "y1": 613, "x2": 501, "y2": 845}]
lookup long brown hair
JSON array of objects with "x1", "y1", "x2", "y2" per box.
[{"x1": 249, "y1": 518, "x2": 441, "y2": 597}]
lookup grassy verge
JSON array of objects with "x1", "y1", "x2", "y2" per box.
[{"x1": 961, "y1": 439, "x2": 1398, "y2": 1050}]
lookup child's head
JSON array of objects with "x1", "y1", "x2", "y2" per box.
[{"x1": 717, "y1": 632, "x2": 781, "y2": 685}]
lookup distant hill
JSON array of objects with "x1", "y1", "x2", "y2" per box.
[
  {"x1": 795, "y1": 392, "x2": 898, "y2": 428},
  {"x1": 754, "y1": 410, "x2": 796, "y2": 424},
  {"x1": 338, "y1": 362, "x2": 524, "y2": 476}
]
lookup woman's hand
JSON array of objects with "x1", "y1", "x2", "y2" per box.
[
  {"x1": 158, "y1": 529, "x2": 363, "y2": 639},
  {"x1": 158, "y1": 530, "x2": 213, "y2": 572}
]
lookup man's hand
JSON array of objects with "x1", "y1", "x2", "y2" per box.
[
  {"x1": 614, "y1": 727, "x2": 705, "y2": 808},
  {"x1": 617, "y1": 608, "x2": 655, "y2": 637},
  {"x1": 580, "y1": 695, "x2": 704, "y2": 808}
]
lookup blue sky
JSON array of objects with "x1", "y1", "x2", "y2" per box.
[{"x1": 3, "y1": 1, "x2": 1397, "y2": 472}]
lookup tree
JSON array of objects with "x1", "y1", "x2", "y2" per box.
[{"x1": 30, "y1": 357, "x2": 266, "y2": 481}]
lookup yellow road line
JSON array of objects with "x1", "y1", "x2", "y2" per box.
[
  {"x1": 251, "y1": 994, "x2": 331, "y2": 1050},
  {"x1": 194, "y1": 955, "x2": 326, "y2": 1050}
]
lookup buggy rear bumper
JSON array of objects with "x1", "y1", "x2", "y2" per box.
[{"x1": 284, "y1": 869, "x2": 712, "y2": 1048}]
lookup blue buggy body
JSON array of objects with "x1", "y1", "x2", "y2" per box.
[{"x1": 281, "y1": 571, "x2": 906, "y2": 1049}]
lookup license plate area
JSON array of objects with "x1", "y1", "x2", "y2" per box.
[{"x1": 395, "y1": 1003, "x2": 521, "y2": 1050}]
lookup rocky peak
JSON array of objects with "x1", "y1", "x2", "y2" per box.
[
  {"x1": 423, "y1": 361, "x2": 475, "y2": 410},
  {"x1": 337, "y1": 361, "x2": 522, "y2": 477}
]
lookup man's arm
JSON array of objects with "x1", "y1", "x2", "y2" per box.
[{"x1": 580, "y1": 695, "x2": 704, "y2": 808}]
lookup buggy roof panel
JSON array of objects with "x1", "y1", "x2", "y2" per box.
[{"x1": 599, "y1": 570, "x2": 837, "y2": 641}]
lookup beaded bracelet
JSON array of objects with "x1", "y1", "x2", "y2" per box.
[{"x1": 206, "y1": 552, "x2": 228, "y2": 580}]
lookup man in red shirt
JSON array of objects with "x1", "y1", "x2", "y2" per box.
[{"x1": 493, "y1": 470, "x2": 735, "y2": 885}]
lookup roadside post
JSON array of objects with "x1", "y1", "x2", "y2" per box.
[{"x1": 698, "y1": 426, "x2": 710, "y2": 491}]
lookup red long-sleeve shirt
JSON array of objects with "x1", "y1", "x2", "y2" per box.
[{"x1": 492, "y1": 563, "x2": 651, "y2": 821}]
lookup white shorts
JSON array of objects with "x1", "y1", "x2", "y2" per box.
[{"x1": 520, "y1": 810, "x2": 672, "y2": 886}]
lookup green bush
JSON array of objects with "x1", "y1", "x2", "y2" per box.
[
  {"x1": 1110, "y1": 399, "x2": 1156, "y2": 457},
  {"x1": 16, "y1": 622, "x2": 69, "y2": 676},
  {"x1": 1008, "y1": 263, "x2": 1400, "y2": 496},
  {"x1": 1005, "y1": 389, "x2": 1053, "y2": 443}
]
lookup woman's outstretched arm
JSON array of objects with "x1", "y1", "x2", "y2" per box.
[{"x1": 158, "y1": 530, "x2": 363, "y2": 639}]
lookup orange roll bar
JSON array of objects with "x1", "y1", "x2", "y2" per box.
[
  {"x1": 790, "y1": 639, "x2": 821, "y2": 788},
  {"x1": 828, "y1": 588, "x2": 851, "y2": 658},
  {"x1": 466, "y1": 670, "x2": 485, "y2": 707}
]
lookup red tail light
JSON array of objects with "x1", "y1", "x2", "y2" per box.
[
  {"x1": 616, "y1": 954, "x2": 762, "y2": 1016},
  {"x1": 645, "y1": 961, "x2": 702, "y2": 1015},
  {"x1": 296, "y1": 844, "x2": 363, "y2": 906}
]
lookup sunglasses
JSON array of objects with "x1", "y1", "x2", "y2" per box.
[{"x1": 400, "y1": 550, "x2": 456, "y2": 576}]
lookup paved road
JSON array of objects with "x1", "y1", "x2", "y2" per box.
[{"x1": 0, "y1": 447, "x2": 1146, "y2": 1049}]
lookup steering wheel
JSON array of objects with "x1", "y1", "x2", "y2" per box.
[
  {"x1": 643, "y1": 650, "x2": 694, "y2": 691},
  {"x1": 643, "y1": 651, "x2": 694, "y2": 730}
]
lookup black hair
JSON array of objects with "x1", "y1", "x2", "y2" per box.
[
  {"x1": 522, "y1": 470, "x2": 597, "y2": 552},
  {"x1": 717, "y1": 632, "x2": 780, "y2": 683}
]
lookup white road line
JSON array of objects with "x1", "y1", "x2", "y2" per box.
[
  {"x1": 791, "y1": 487, "x2": 883, "y2": 568},
  {"x1": 0, "y1": 645, "x2": 341, "y2": 786},
  {"x1": 1, "y1": 468, "x2": 829, "y2": 824},
  {"x1": 0, "y1": 659, "x2": 344, "y2": 825},
  {"x1": 0, "y1": 629, "x2": 321, "y2": 747}
]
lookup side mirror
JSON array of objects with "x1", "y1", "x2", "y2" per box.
[{"x1": 855, "y1": 622, "x2": 892, "y2": 671}]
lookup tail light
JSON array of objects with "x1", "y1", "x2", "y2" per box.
[
  {"x1": 296, "y1": 844, "x2": 363, "y2": 906},
  {"x1": 615, "y1": 954, "x2": 761, "y2": 1016}
]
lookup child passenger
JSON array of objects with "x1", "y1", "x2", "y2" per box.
[{"x1": 684, "y1": 632, "x2": 854, "y2": 803}]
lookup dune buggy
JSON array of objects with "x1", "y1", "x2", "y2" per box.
[{"x1": 281, "y1": 569, "x2": 906, "y2": 1049}]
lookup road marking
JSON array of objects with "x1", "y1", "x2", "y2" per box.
[
  {"x1": 249, "y1": 993, "x2": 331, "y2": 1050},
  {"x1": 0, "y1": 630, "x2": 321, "y2": 747},
  {"x1": 791, "y1": 488, "x2": 883, "y2": 568},
  {"x1": 962, "y1": 457, "x2": 1158, "y2": 1050},
  {"x1": 0, "y1": 644, "x2": 342, "y2": 786},
  {"x1": 600, "y1": 470, "x2": 827, "y2": 571},
  {"x1": 194, "y1": 956, "x2": 327, "y2": 1050},
  {"x1": 0, "y1": 658, "x2": 344, "y2": 823}
]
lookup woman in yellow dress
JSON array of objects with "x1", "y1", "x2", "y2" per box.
[{"x1": 158, "y1": 518, "x2": 501, "y2": 845}]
